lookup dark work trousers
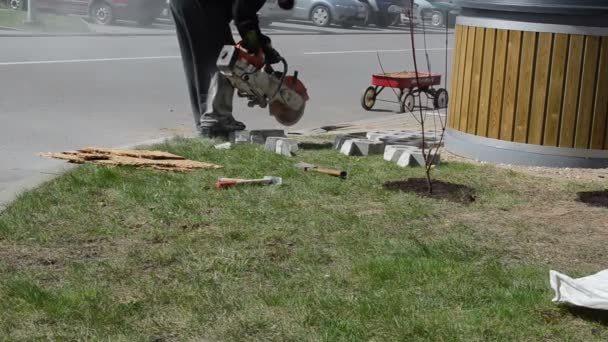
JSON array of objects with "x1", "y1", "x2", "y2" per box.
[{"x1": 170, "y1": 0, "x2": 237, "y2": 132}]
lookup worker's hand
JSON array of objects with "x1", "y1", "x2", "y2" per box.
[{"x1": 241, "y1": 31, "x2": 282, "y2": 64}]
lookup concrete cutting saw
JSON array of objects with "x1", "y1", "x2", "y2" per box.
[{"x1": 216, "y1": 44, "x2": 309, "y2": 126}]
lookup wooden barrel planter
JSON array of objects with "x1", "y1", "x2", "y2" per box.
[{"x1": 446, "y1": 0, "x2": 608, "y2": 167}]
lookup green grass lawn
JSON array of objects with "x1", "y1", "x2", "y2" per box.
[
  {"x1": 0, "y1": 9, "x2": 89, "y2": 32},
  {"x1": 1, "y1": 137, "x2": 607, "y2": 340}
]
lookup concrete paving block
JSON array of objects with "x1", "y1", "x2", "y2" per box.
[
  {"x1": 340, "y1": 139, "x2": 385, "y2": 156},
  {"x1": 265, "y1": 137, "x2": 298, "y2": 156},
  {"x1": 411, "y1": 151, "x2": 441, "y2": 167},
  {"x1": 396, "y1": 152, "x2": 416, "y2": 167},
  {"x1": 393, "y1": 149, "x2": 441, "y2": 168},
  {"x1": 231, "y1": 130, "x2": 251, "y2": 144},
  {"x1": 333, "y1": 133, "x2": 367, "y2": 150},
  {"x1": 233, "y1": 129, "x2": 286, "y2": 144},
  {"x1": 384, "y1": 145, "x2": 420, "y2": 162},
  {"x1": 250, "y1": 129, "x2": 286, "y2": 144},
  {"x1": 366, "y1": 131, "x2": 418, "y2": 142}
]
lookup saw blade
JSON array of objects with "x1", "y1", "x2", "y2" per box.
[{"x1": 269, "y1": 101, "x2": 305, "y2": 126}]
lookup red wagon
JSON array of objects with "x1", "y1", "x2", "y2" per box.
[{"x1": 361, "y1": 71, "x2": 448, "y2": 113}]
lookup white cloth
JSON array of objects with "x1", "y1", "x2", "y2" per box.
[{"x1": 550, "y1": 270, "x2": 608, "y2": 310}]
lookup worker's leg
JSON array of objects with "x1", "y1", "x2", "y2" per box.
[
  {"x1": 170, "y1": 3, "x2": 200, "y2": 124},
  {"x1": 170, "y1": 0, "x2": 243, "y2": 136}
]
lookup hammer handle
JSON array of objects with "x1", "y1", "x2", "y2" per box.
[{"x1": 313, "y1": 168, "x2": 347, "y2": 179}]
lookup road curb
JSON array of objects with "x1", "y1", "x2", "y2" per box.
[{"x1": 0, "y1": 136, "x2": 173, "y2": 213}]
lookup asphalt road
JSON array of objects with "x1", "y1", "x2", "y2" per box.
[{"x1": 0, "y1": 22, "x2": 454, "y2": 206}]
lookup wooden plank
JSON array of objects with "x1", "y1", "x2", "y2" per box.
[
  {"x1": 476, "y1": 28, "x2": 496, "y2": 137},
  {"x1": 514, "y1": 31, "x2": 537, "y2": 143},
  {"x1": 448, "y1": 26, "x2": 463, "y2": 129},
  {"x1": 559, "y1": 35, "x2": 585, "y2": 148},
  {"x1": 500, "y1": 30, "x2": 522, "y2": 141},
  {"x1": 592, "y1": 38, "x2": 608, "y2": 150},
  {"x1": 466, "y1": 27, "x2": 485, "y2": 134},
  {"x1": 543, "y1": 33, "x2": 568, "y2": 146},
  {"x1": 452, "y1": 26, "x2": 469, "y2": 130},
  {"x1": 487, "y1": 29, "x2": 509, "y2": 139},
  {"x1": 528, "y1": 32, "x2": 553, "y2": 145},
  {"x1": 459, "y1": 27, "x2": 477, "y2": 132},
  {"x1": 575, "y1": 36, "x2": 601, "y2": 149}
]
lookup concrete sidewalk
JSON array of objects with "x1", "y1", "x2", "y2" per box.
[{"x1": 290, "y1": 109, "x2": 447, "y2": 136}]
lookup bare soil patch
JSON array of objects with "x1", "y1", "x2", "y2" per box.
[
  {"x1": 577, "y1": 191, "x2": 608, "y2": 208},
  {"x1": 383, "y1": 178, "x2": 476, "y2": 204}
]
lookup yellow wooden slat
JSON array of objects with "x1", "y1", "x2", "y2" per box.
[
  {"x1": 591, "y1": 38, "x2": 608, "y2": 150},
  {"x1": 514, "y1": 32, "x2": 537, "y2": 143},
  {"x1": 448, "y1": 26, "x2": 463, "y2": 129},
  {"x1": 459, "y1": 27, "x2": 477, "y2": 132},
  {"x1": 452, "y1": 26, "x2": 469, "y2": 130},
  {"x1": 487, "y1": 29, "x2": 509, "y2": 139},
  {"x1": 559, "y1": 35, "x2": 585, "y2": 148},
  {"x1": 575, "y1": 36, "x2": 601, "y2": 149},
  {"x1": 528, "y1": 32, "x2": 553, "y2": 145},
  {"x1": 477, "y1": 28, "x2": 496, "y2": 137},
  {"x1": 500, "y1": 30, "x2": 522, "y2": 141},
  {"x1": 466, "y1": 27, "x2": 486, "y2": 134},
  {"x1": 543, "y1": 33, "x2": 568, "y2": 146}
]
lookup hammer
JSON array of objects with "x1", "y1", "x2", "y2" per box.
[
  {"x1": 296, "y1": 162, "x2": 347, "y2": 179},
  {"x1": 216, "y1": 176, "x2": 282, "y2": 189}
]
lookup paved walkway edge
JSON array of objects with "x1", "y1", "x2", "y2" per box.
[{"x1": 0, "y1": 136, "x2": 172, "y2": 213}]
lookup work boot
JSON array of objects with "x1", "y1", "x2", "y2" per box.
[{"x1": 199, "y1": 117, "x2": 246, "y2": 140}]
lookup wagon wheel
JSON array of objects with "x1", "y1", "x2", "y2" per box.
[
  {"x1": 361, "y1": 86, "x2": 377, "y2": 111},
  {"x1": 434, "y1": 88, "x2": 449, "y2": 109},
  {"x1": 401, "y1": 92, "x2": 415, "y2": 113}
]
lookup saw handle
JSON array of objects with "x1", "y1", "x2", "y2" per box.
[
  {"x1": 235, "y1": 42, "x2": 265, "y2": 69},
  {"x1": 312, "y1": 168, "x2": 348, "y2": 179}
]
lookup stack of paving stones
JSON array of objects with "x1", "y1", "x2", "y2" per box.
[
  {"x1": 335, "y1": 130, "x2": 442, "y2": 167},
  {"x1": 231, "y1": 130, "x2": 300, "y2": 157}
]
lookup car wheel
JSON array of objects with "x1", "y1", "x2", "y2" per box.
[
  {"x1": 90, "y1": 1, "x2": 114, "y2": 25},
  {"x1": 431, "y1": 10, "x2": 444, "y2": 27},
  {"x1": 9, "y1": 0, "x2": 22, "y2": 10},
  {"x1": 375, "y1": 13, "x2": 398, "y2": 28},
  {"x1": 361, "y1": 86, "x2": 376, "y2": 111},
  {"x1": 310, "y1": 5, "x2": 331, "y2": 27},
  {"x1": 361, "y1": 4, "x2": 373, "y2": 26},
  {"x1": 433, "y1": 88, "x2": 449, "y2": 109}
]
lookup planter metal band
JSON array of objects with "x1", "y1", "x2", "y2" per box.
[
  {"x1": 446, "y1": 129, "x2": 608, "y2": 168},
  {"x1": 456, "y1": 16, "x2": 608, "y2": 36}
]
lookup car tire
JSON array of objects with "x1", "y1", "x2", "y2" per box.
[
  {"x1": 361, "y1": 4, "x2": 373, "y2": 26},
  {"x1": 90, "y1": 1, "x2": 114, "y2": 25},
  {"x1": 310, "y1": 5, "x2": 331, "y2": 27},
  {"x1": 375, "y1": 13, "x2": 398, "y2": 28},
  {"x1": 8, "y1": 0, "x2": 22, "y2": 10},
  {"x1": 431, "y1": 10, "x2": 444, "y2": 27}
]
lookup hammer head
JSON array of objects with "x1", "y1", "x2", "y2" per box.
[{"x1": 263, "y1": 176, "x2": 283, "y2": 185}]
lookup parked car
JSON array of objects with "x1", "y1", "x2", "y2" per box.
[
  {"x1": 258, "y1": 0, "x2": 293, "y2": 26},
  {"x1": 400, "y1": 0, "x2": 432, "y2": 26},
  {"x1": 5, "y1": 0, "x2": 22, "y2": 10},
  {"x1": 290, "y1": 0, "x2": 367, "y2": 28},
  {"x1": 359, "y1": 0, "x2": 403, "y2": 27},
  {"x1": 423, "y1": 0, "x2": 460, "y2": 27},
  {"x1": 33, "y1": 0, "x2": 165, "y2": 26}
]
